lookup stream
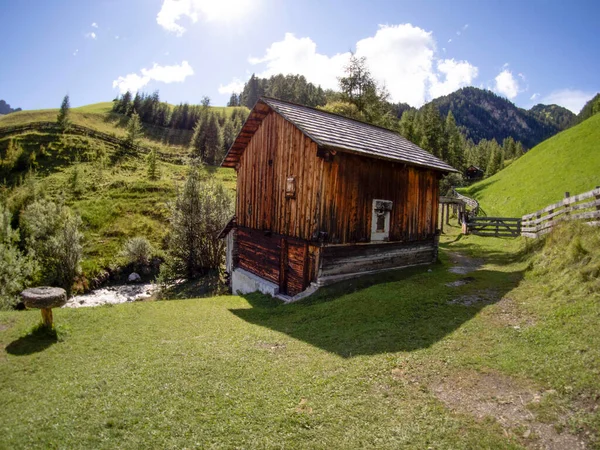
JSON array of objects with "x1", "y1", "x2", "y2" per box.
[{"x1": 64, "y1": 283, "x2": 159, "y2": 308}]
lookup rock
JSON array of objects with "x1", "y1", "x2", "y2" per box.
[
  {"x1": 20, "y1": 287, "x2": 67, "y2": 309},
  {"x1": 128, "y1": 272, "x2": 141, "y2": 283}
]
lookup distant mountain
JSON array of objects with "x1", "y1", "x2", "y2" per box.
[
  {"x1": 424, "y1": 87, "x2": 568, "y2": 148},
  {"x1": 574, "y1": 93, "x2": 600, "y2": 125},
  {"x1": 529, "y1": 103, "x2": 576, "y2": 130},
  {"x1": 0, "y1": 99, "x2": 21, "y2": 115}
]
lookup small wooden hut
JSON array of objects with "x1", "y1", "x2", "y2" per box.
[
  {"x1": 465, "y1": 165, "x2": 484, "y2": 180},
  {"x1": 220, "y1": 97, "x2": 456, "y2": 300}
]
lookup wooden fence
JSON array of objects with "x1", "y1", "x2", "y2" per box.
[
  {"x1": 521, "y1": 187, "x2": 600, "y2": 238},
  {"x1": 0, "y1": 121, "x2": 185, "y2": 163},
  {"x1": 466, "y1": 217, "x2": 522, "y2": 237}
]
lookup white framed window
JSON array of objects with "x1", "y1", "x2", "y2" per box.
[{"x1": 371, "y1": 199, "x2": 392, "y2": 241}]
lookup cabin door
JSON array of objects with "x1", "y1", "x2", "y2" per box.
[{"x1": 279, "y1": 238, "x2": 308, "y2": 297}]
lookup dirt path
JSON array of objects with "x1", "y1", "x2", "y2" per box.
[
  {"x1": 435, "y1": 251, "x2": 586, "y2": 449},
  {"x1": 432, "y1": 370, "x2": 586, "y2": 449}
]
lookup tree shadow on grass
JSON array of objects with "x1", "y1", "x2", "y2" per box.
[
  {"x1": 230, "y1": 259, "x2": 524, "y2": 358},
  {"x1": 5, "y1": 324, "x2": 59, "y2": 356}
]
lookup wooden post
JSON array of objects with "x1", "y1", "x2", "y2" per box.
[
  {"x1": 446, "y1": 204, "x2": 450, "y2": 225},
  {"x1": 565, "y1": 192, "x2": 571, "y2": 221},
  {"x1": 41, "y1": 308, "x2": 53, "y2": 328},
  {"x1": 596, "y1": 186, "x2": 600, "y2": 212}
]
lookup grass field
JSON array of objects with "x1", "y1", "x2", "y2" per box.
[
  {"x1": 463, "y1": 113, "x2": 600, "y2": 217},
  {"x1": 1, "y1": 223, "x2": 598, "y2": 449}
]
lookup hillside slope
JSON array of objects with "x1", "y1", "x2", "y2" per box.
[
  {"x1": 0, "y1": 103, "x2": 237, "y2": 285},
  {"x1": 464, "y1": 113, "x2": 600, "y2": 217}
]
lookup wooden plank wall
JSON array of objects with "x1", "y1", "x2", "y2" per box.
[
  {"x1": 319, "y1": 240, "x2": 436, "y2": 282},
  {"x1": 236, "y1": 111, "x2": 324, "y2": 241},
  {"x1": 236, "y1": 227, "x2": 311, "y2": 296},
  {"x1": 237, "y1": 227, "x2": 281, "y2": 285},
  {"x1": 318, "y1": 152, "x2": 440, "y2": 244}
]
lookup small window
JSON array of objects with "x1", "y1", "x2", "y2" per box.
[
  {"x1": 371, "y1": 199, "x2": 392, "y2": 241},
  {"x1": 286, "y1": 177, "x2": 296, "y2": 199}
]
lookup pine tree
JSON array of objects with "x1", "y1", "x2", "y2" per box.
[
  {"x1": 147, "y1": 148, "x2": 159, "y2": 180},
  {"x1": 57, "y1": 94, "x2": 71, "y2": 131},
  {"x1": 419, "y1": 104, "x2": 443, "y2": 158},
  {"x1": 399, "y1": 110, "x2": 417, "y2": 143},
  {"x1": 227, "y1": 93, "x2": 239, "y2": 107},
  {"x1": 160, "y1": 164, "x2": 233, "y2": 280},
  {"x1": 204, "y1": 114, "x2": 224, "y2": 165},
  {"x1": 242, "y1": 74, "x2": 261, "y2": 107},
  {"x1": 485, "y1": 140, "x2": 503, "y2": 177},
  {"x1": 222, "y1": 118, "x2": 237, "y2": 153},
  {"x1": 125, "y1": 112, "x2": 143, "y2": 147},
  {"x1": 189, "y1": 115, "x2": 207, "y2": 160},
  {"x1": 445, "y1": 111, "x2": 464, "y2": 170}
]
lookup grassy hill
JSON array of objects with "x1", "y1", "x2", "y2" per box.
[
  {"x1": 463, "y1": 113, "x2": 600, "y2": 217},
  {"x1": 1, "y1": 223, "x2": 598, "y2": 448},
  {"x1": 0, "y1": 103, "x2": 237, "y2": 284}
]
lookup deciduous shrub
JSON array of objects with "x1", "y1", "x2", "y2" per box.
[
  {"x1": 0, "y1": 203, "x2": 36, "y2": 310},
  {"x1": 120, "y1": 236, "x2": 154, "y2": 270},
  {"x1": 21, "y1": 199, "x2": 83, "y2": 297},
  {"x1": 159, "y1": 163, "x2": 233, "y2": 282}
]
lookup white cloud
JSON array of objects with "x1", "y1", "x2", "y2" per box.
[
  {"x1": 530, "y1": 93, "x2": 540, "y2": 100},
  {"x1": 448, "y1": 38, "x2": 452, "y2": 43},
  {"x1": 115, "y1": 35, "x2": 120, "y2": 40},
  {"x1": 540, "y1": 89, "x2": 596, "y2": 113},
  {"x1": 429, "y1": 59, "x2": 479, "y2": 99},
  {"x1": 73, "y1": 49, "x2": 78, "y2": 57},
  {"x1": 91, "y1": 22, "x2": 98, "y2": 28},
  {"x1": 456, "y1": 31, "x2": 461, "y2": 36},
  {"x1": 112, "y1": 61, "x2": 194, "y2": 94},
  {"x1": 222, "y1": 24, "x2": 480, "y2": 107},
  {"x1": 157, "y1": 0, "x2": 255, "y2": 36},
  {"x1": 247, "y1": 32, "x2": 349, "y2": 91},
  {"x1": 463, "y1": 24, "x2": 469, "y2": 30},
  {"x1": 218, "y1": 78, "x2": 246, "y2": 94},
  {"x1": 85, "y1": 32, "x2": 96, "y2": 40},
  {"x1": 494, "y1": 68, "x2": 520, "y2": 99}
]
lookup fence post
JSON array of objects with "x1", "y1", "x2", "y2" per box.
[
  {"x1": 596, "y1": 186, "x2": 600, "y2": 212},
  {"x1": 564, "y1": 192, "x2": 571, "y2": 221}
]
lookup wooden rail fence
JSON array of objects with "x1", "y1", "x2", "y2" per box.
[
  {"x1": 466, "y1": 217, "x2": 522, "y2": 237},
  {"x1": 521, "y1": 187, "x2": 600, "y2": 238},
  {"x1": 0, "y1": 121, "x2": 185, "y2": 163}
]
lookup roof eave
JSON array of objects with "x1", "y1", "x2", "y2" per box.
[{"x1": 321, "y1": 144, "x2": 458, "y2": 174}]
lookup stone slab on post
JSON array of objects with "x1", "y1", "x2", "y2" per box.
[{"x1": 20, "y1": 287, "x2": 67, "y2": 329}]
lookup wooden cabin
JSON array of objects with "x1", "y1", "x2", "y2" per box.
[
  {"x1": 220, "y1": 97, "x2": 457, "y2": 300},
  {"x1": 465, "y1": 165, "x2": 484, "y2": 180}
]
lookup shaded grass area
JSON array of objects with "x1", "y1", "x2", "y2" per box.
[
  {"x1": 2, "y1": 223, "x2": 598, "y2": 448},
  {"x1": 462, "y1": 113, "x2": 600, "y2": 217}
]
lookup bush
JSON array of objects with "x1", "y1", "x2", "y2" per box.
[
  {"x1": 120, "y1": 237, "x2": 153, "y2": 269},
  {"x1": 159, "y1": 164, "x2": 233, "y2": 282},
  {"x1": 21, "y1": 199, "x2": 83, "y2": 297},
  {"x1": 0, "y1": 203, "x2": 36, "y2": 310},
  {"x1": 440, "y1": 172, "x2": 466, "y2": 196}
]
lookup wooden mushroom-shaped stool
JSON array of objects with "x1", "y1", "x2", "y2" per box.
[{"x1": 20, "y1": 287, "x2": 67, "y2": 328}]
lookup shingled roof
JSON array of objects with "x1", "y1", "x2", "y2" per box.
[{"x1": 222, "y1": 97, "x2": 457, "y2": 173}]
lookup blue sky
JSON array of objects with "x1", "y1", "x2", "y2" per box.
[{"x1": 2, "y1": 0, "x2": 599, "y2": 113}]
